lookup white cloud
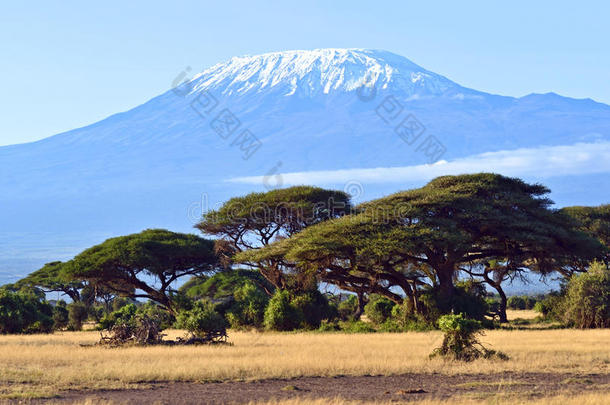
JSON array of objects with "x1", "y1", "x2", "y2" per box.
[{"x1": 227, "y1": 141, "x2": 610, "y2": 186}]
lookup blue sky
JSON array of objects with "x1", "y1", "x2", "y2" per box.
[{"x1": 1, "y1": 0, "x2": 609, "y2": 146}]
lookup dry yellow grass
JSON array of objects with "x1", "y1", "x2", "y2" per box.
[
  {"x1": 0, "y1": 329, "x2": 608, "y2": 398},
  {"x1": 505, "y1": 309, "x2": 540, "y2": 320},
  {"x1": 247, "y1": 392, "x2": 610, "y2": 405}
]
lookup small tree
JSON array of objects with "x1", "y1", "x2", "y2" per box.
[
  {"x1": 430, "y1": 314, "x2": 508, "y2": 361},
  {"x1": 67, "y1": 302, "x2": 88, "y2": 331},
  {"x1": 52, "y1": 301, "x2": 70, "y2": 330},
  {"x1": 364, "y1": 296, "x2": 395, "y2": 325},
  {"x1": 0, "y1": 289, "x2": 54, "y2": 334},
  {"x1": 264, "y1": 290, "x2": 302, "y2": 331},
  {"x1": 561, "y1": 261, "x2": 610, "y2": 328},
  {"x1": 175, "y1": 300, "x2": 227, "y2": 343}
]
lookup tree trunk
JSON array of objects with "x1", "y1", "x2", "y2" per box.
[
  {"x1": 496, "y1": 285, "x2": 508, "y2": 323},
  {"x1": 436, "y1": 267, "x2": 455, "y2": 313},
  {"x1": 354, "y1": 291, "x2": 367, "y2": 319}
]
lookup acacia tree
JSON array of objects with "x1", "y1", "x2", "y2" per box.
[
  {"x1": 561, "y1": 204, "x2": 610, "y2": 264},
  {"x1": 62, "y1": 229, "x2": 220, "y2": 313},
  {"x1": 237, "y1": 174, "x2": 603, "y2": 315},
  {"x1": 196, "y1": 186, "x2": 352, "y2": 291},
  {"x1": 16, "y1": 261, "x2": 85, "y2": 302},
  {"x1": 235, "y1": 214, "x2": 429, "y2": 312}
]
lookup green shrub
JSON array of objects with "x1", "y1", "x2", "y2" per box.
[
  {"x1": 364, "y1": 295, "x2": 395, "y2": 325},
  {"x1": 534, "y1": 293, "x2": 563, "y2": 321},
  {"x1": 291, "y1": 290, "x2": 333, "y2": 329},
  {"x1": 180, "y1": 269, "x2": 273, "y2": 301},
  {"x1": 264, "y1": 290, "x2": 303, "y2": 331},
  {"x1": 337, "y1": 295, "x2": 358, "y2": 320},
  {"x1": 378, "y1": 319, "x2": 404, "y2": 332},
  {"x1": 339, "y1": 320, "x2": 376, "y2": 333},
  {"x1": 417, "y1": 281, "x2": 489, "y2": 324},
  {"x1": 52, "y1": 301, "x2": 69, "y2": 329},
  {"x1": 507, "y1": 296, "x2": 526, "y2": 310},
  {"x1": 67, "y1": 302, "x2": 88, "y2": 331},
  {"x1": 430, "y1": 313, "x2": 508, "y2": 361},
  {"x1": 99, "y1": 303, "x2": 138, "y2": 330},
  {"x1": 561, "y1": 261, "x2": 610, "y2": 328},
  {"x1": 524, "y1": 296, "x2": 537, "y2": 310},
  {"x1": 175, "y1": 300, "x2": 227, "y2": 340},
  {"x1": 0, "y1": 289, "x2": 54, "y2": 334},
  {"x1": 317, "y1": 320, "x2": 341, "y2": 332},
  {"x1": 225, "y1": 281, "x2": 269, "y2": 329}
]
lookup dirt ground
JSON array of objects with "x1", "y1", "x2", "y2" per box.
[{"x1": 34, "y1": 372, "x2": 609, "y2": 404}]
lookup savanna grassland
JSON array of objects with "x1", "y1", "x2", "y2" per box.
[{"x1": 1, "y1": 326, "x2": 608, "y2": 403}]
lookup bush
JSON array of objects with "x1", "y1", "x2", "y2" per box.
[
  {"x1": 339, "y1": 320, "x2": 376, "y2": 333},
  {"x1": 52, "y1": 301, "x2": 69, "y2": 329},
  {"x1": 264, "y1": 290, "x2": 303, "y2": 331},
  {"x1": 507, "y1": 296, "x2": 526, "y2": 310},
  {"x1": 430, "y1": 313, "x2": 508, "y2": 361},
  {"x1": 317, "y1": 320, "x2": 341, "y2": 332},
  {"x1": 225, "y1": 281, "x2": 268, "y2": 329},
  {"x1": 534, "y1": 293, "x2": 563, "y2": 321},
  {"x1": 561, "y1": 261, "x2": 610, "y2": 328},
  {"x1": 67, "y1": 302, "x2": 88, "y2": 331},
  {"x1": 175, "y1": 300, "x2": 227, "y2": 341},
  {"x1": 0, "y1": 289, "x2": 54, "y2": 334},
  {"x1": 452, "y1": 281, "x2": 489, "y2": 320},
  {"x1": 291, "y1": 290, "x2": 333, "y2": 329},
  {"x1": 417, "y1": 281, "x2": 489, "y2": 325},
  {"x1": 378, "y1": 319, "x2": 404, "y2": 332},
  {"x1": 337, "y1": 295, "x2": 359, "y2": 320},
  {"x1": 99, "y1": 303, "x2": 138, "y2": 330},
  {"x1": 364, "y1": 295, "x2": 395, "y2": 325}
]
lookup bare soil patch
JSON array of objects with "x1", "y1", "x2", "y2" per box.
[{"x1": 35, "y1": 372, "x2": 610, "y2": 404}]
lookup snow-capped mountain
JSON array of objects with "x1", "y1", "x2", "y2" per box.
[
  {"x1": 187, "y1": 49, "x2": 462, "y2": 97},
  {"x1": 1, "y1": 48, "x2": 610, "y2": 286}
]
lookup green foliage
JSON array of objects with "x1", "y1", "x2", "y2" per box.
[
  {"x1": 225, "y1": 281, "x2": 269, "y2": 329},
  {"x1": 175, "y1": 300, "x2": 227, "y2": 339},
  {"x1": 263, "y1": 289, "x2": 333, "y2": 331},
  {"x1": 506, "y1": 295, "x2": 538, "y2": 310},
  {"x1": 507, "y1": 296, "x2": 526, "y2": 310},
  {"x1": 416, "y1": 282, "x2": 489, "y2": 325},
  {"x1": 99, "y1": 303, "x2": 167, "y2": 346},
  {"x1": 181, "y1": 269, "x2": 273, "y2": 300},
  {"x1": 0, "y1": 289, "x2": 54, "y2": 334},
  {"x1": 99, "y1": 303, "x2": 138, "y2": 330},
  {"x1": 338, "y1": 320, "x2": 376, "y2": 333},
  {"x1": 198, "y1": 186, "x2": 352, "y2": 289},
  {"x1": 534, "y1": 293, "x2": 563, "y2": 321},
  {"x1": 363, "y1": 295, "x2": 395, "y2": 325},
  {"x1": 181, "y1": 270, "x2": 272, "y2": 329},
  {"x1": 64, "y1": 229, "x2": 219, "y2": 310},
  {"x1": 52, "y1": 301, "x2": 69, "y2": 329},
  {"x1": 16, "y1": 261, "x2": 85, "y2": 302},
  {"x1": 290, "y1": 290, "x2": 333, "y2": 329},
  {"x1": 452, "y1": 281, "x2": 489, "y2": 320},
  {"x1": 67, "y1": 302, "x2": 88, "y2": 331},
  {"x1": 561, "y1": 205, "x2": 610, "y2": 262},
  {"x1": 337, "y1": 295, "x2": 358, "y2": 321},
  {"x1": 430, "y1": 313, "x2": 508, "y2": 361},
  {"x1": 264, "y1": 290, "x2": 303, "y2": 331},
  {"x1": 112, "y1": 297, "x2": 136, "y2": 312},
  {"x1": 317, "y1": 320, "x2": 341, "y2": 332},
  {"x1": 238, "y1": 174, "x2": 601, "y2": 317},
  {"x1": 561, "y1": 261, "x2": 610, "y2": 328}
]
